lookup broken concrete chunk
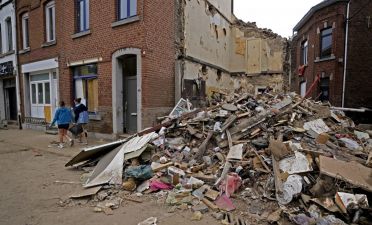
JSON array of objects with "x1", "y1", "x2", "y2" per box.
[
  {"x1": 222, "y1": 103, "x2": 238, "y2": 112},
  {"x1": 226, "y1": 144, "x2": 244, "y2": 160},
  {"x1": 192, "y1": 202, "x2": 209, "y2": 214},
  {"x1": 191, "y1": 211, "x2": 203, "y2": 221}
]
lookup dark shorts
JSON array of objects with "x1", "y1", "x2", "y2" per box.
[{"x1": 58, "y1": 124, "x2": 69, "y2": 130}]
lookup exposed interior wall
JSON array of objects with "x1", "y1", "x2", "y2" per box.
[
  {"x1": 184, "y1": 0, "x2": 232, "y2": 71},
  {"x1": 181, "y1": 0, "x2": 289, "y2": 99}
]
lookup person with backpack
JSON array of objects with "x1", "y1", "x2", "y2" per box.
[
  {"x1": 50, "y1": 101, "x2": 74, "y2": 148},
  {"x1": 73, "y1": 98, "x2": 89, "y2": 145}
]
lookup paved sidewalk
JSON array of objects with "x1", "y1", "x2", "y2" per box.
[{"x1": 0, "y1": 127, "x2": 108, "y2": 158}]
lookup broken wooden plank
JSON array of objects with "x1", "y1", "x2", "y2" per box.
[
  {"x1": 319, "y1": 155, "x2": 372, "y2": 192},
  {"x1": 202, "y1": 198, "x2": 219, "y2": 211},
  {"x1": 221, "y1": 114, "x2": 237, "y2": 133},
  {"x1": 194, "y1": 131, "x2": 214, "y2": 161},
  {"x1": 253, "y1": 149, "x2": 271, "y2": 172},
  {"x1": 226, "y1": 130, "x2": 233, "y2": 149}
]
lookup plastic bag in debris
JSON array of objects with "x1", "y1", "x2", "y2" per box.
[
  {"x1": 339, "y1": 138, "x2": 361, "y2": 150},
  {"x1": 219, "y1": 172, "x2": 242, "y2": 197},
  {"x1": 125, "y1": 165, "x2": 153, "y2": 181}
]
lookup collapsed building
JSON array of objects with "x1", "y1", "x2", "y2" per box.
[{"x1": 177, "y1": 0, "x2": 290, "y2": 107}]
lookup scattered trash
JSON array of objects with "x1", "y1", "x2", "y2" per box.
[
  {"x1": 64, "y1": 90, "x2": 372, "y2": 223},
  {"x1": 138, "y1": 217, "x2": 157, "y2": 225}
]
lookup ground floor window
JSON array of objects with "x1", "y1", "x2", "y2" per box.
[
  {"x1": 73, "y1": 64, "x2": 98, "y2": 113},
  {"x1": 29, "y1": 73, "x2": 52, "y2": 120}
]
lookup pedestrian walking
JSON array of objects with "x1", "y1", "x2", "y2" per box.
[
  {"x1": 73, "y1": 98, "x2": 89, "y2": 145},
  {"x1": 50, "y1": 101, "x2": 74, "y2": 148}
]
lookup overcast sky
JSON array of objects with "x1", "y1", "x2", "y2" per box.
[{"x1": 234, "y1": 0, "x2": 323, "y2": 37}]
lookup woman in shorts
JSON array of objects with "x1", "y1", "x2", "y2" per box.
[{"x1": 51, "y1": 101, "x2": 74, "y2": 148}]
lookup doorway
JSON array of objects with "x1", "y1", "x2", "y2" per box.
[
  {"x1": 121, "y1": 55, "x2": 137, "y2": 133},
  {"x1": 112, "y1": 48, "x2": 142, "y2": 135},
  {"x1": 3, "y1": 79, "x2": 17, "y2": 121}
]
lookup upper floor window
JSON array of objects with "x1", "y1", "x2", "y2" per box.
[
  {"x1": 0, "y1": 24, "x2": 2, "y2": 53},
  {"x1": 118, "y1": 0, "x2": 137, "y2": 20},
  {"x1": 45, "y1": 1, "x2": 55, "y2": 42},
  {"x1": 22, "y1": 13, "x2": 30, "y2": 49},
  {"x1": 5, "y1": 17, "x2": 12, "y2": 52},
  {"x1": 320, "y1": 28, "x2": 332, "y2": 58},
  {"x1": 76, "y1": 0, "x2": 89, "y2": 32},
  {"x1": 301, "y1": 40, "x2": 308, "y2": 65}
]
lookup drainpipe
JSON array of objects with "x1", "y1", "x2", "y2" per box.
[
  {"x1": 13, "y1": 0, "x2": 22, "y2": 129},
  {"x1": 342, "y1": 0, "x2": 351, "y2": 107}
]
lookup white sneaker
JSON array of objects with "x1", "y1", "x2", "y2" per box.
[{"x1": 58, "y1": 143, "x2": 65, "y2": 149}]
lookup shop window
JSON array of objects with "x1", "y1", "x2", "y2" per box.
[
  {"x1": 73, "y1": 64, "x2": 98, "y2": 113},
  {"x1": 320, "y1": 28, "x2": 332, "y2": 58},
  {"x1": 118, "y1": 0, "x2": 137, "y2": 20}
]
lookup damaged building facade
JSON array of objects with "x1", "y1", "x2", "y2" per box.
[
  {"x1": 177, "y1": 0, "x2": 290, "y2": 106},
  {"x1": 14, "y1": 0, "x2": 289, "y2": 137},
  {"x1": 291, "y1": 0, "x2": 372, "y2": 109}
]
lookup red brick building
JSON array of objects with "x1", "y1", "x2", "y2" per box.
[
  {"x1": 17, "y1": 0, "x2": 176, "y2": 136},
  {"x1": 291, "y1": 0, "x2": 372, "y2": 109}
]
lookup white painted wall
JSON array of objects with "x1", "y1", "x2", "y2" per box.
[{"x1": 0, "y1": 1, "x2": 17, "y2": 122}]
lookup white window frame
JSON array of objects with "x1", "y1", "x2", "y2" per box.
[
  {"x1": 119, "y1": 0, "x2": 137, "y2": 20},
  {"x1": 30, "y1": 75, "x2": 51, "y2": 106},
  {"x1": 77, "y1": 0, "x2": 89, "y2": 32},
  {"x1": 45, "y1": 1, "x2": 56, "y2": 42},
  {"x1": 301, "y1": 40, "x2": 308, "y2": 65},
  {"x1": 22, "y1": 13, "x2": 30, "y2": 49}
]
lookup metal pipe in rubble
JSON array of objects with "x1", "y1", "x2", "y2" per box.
[{"x1": 342, "y1": 0, "x2": 351, "y2": 107}]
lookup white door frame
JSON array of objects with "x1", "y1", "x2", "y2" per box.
[
  {"x1": 29, "y1": 72, "x2": 52, "y2": 118},
  {"x1": 112, "y1": 48, "x2": 142, "y2": 134}
]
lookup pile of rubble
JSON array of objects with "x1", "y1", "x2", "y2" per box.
[{"x1": 65, "y1": 91, "x2": 372, "y2": 225}]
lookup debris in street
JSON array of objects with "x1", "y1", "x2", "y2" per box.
[
  {"x1": 65, "y1": 90, "x2": 372, "y2": 224},
  {"x1": 138, "y1": 217, "x2": 157, "y2": 225}
]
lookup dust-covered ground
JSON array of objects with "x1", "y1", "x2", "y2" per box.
[{"x1": 0, "y1": 129, "x2": 218, "y2": 225}]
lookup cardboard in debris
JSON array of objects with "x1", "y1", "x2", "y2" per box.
[
  {"x1": 65, "y1": 139, "x2": 128, "y2": 167},
  {"x1": 319, "y1": 156, "x2": 372, "y2": 192}
]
